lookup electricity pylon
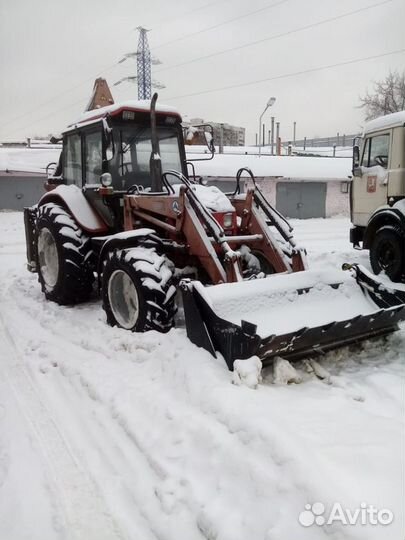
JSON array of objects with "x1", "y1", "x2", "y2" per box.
[{"x1": 114, "y1": 27, "x2": 165, "y2": 100}]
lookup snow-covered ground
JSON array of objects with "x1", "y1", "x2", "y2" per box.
[{"x1": 0, "y1": 212, "x2": 404, "y2": 540}]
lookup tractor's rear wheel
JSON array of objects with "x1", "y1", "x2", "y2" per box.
[
  {"x1": 370, "y1": 225, "x2": 405, "y2": 282},
  {"x1": 36, "y1": 203, "x2": 94, "y2": 304},
  {"x1": 102, "y1": 247, "x2": 176, "y2": 333}
]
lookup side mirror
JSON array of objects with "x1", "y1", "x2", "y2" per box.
[
  {"x1": 105, "y1": 138, "x2": 115, "y2": 161},
  {"x1": 46, "y1": 162, "x2": 57, "y2": 179},
  {"x1": 49, "y1": 135, "x2": 62, "y2": 145},
  {"x1": 184, "y1": 124, "x2": 216, "y2": 163},
  {"x1": 184, "y1": 124, "x2": 215, "y2": 153},
  {"x1": 103, "y1": 115, "x2": 115, "y2": 161},
  {"x1": 352, "y1": 144, "x2": 361, "y2": 177}
]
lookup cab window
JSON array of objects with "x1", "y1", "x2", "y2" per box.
[
  {"x1": 63, "y1": 134, "x2": 82, "y2": 185},
  {"x1": 361, "y1": 134, "x2": 390, "y2": 168},
  {"x1": 111, "y1": 127, "x2": 182, "y2": 190},
  {"x1": 84, "y1": 131, "x2": 103, "y2": 184},
  {"x1": 360, "y1": 138, "x2": 370, "y2": 167}
]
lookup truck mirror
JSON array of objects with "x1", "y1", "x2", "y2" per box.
[{"x1": 352, "y1": 144, "x2": 360, "y2": 176}]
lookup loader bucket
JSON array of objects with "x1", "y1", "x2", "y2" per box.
[{"x1": 181, "y1": 265, "x2": 405, "y2": 370}]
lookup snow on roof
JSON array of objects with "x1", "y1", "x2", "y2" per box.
[
  {"x1": 69, "y1": 100, "x2": 181, "y2": 130},
  {"x1": 0, "y1": 147, "x2": 59, "y2": 174},
  {"x1": 0, "y1": 146, "x2": 351, "y2": 180},
  {"x1": 363, "y1": 110, "x2": 405, "y2": 134},
  {"x1": 189, "y1": 153, "x2": 352, "y2": 180}
]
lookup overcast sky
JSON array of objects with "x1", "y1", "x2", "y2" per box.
[{"x1": 0, "y1": 0, "x2": 404, "y2": 144}]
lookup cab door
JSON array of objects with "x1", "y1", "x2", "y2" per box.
[
  {"x1": 82, "y1": 129, "x2": 114, "y2": 227},
  {"x1": 352, "y1": 132, "x2": 390, "y2": 227}
]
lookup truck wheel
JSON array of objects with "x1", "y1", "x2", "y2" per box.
[
  {"x1": 36, "y1": 203, "x2": 94, "y2": 304},
  {"x1": 369, "y1": 225, "x2": 404, "y2": 282},
  {"x1": 102, "y1": 247, "x2": 176, "y2": 333}
]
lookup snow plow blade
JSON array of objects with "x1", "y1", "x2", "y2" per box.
[{"x1": 181, "y1": 265, "x2": 405, "y2": 370}]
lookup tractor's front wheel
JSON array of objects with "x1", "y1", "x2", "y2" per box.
[
  {"x1": 36, "y1": 203, "x2": 94, "y2": 304},
  {"x1": 102, "y1": 247, "x2": 176, "y2": 333}
]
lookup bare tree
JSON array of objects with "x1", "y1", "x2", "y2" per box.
[{"x1": 360, "y1": 71, "x2": 405, "y2": 121}]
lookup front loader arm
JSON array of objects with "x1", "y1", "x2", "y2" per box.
[
  {"x1": 123, "y1": 183, "x2": 244, "y2": 284},
  {"x1": 182, "y1": 198, "x2": 227, "y2": 284}
]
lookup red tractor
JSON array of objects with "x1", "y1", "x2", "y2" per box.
[{"x1": 24, "y1": 95, "x2": 405, "y2": 369}]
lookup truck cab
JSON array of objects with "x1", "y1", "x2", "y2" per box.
[{"x1": 350, "y1": 110, "x2": 405, "y2": 281}]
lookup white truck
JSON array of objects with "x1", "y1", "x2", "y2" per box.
[{"x1": 350, "y1": 110, "x2": 405, "y2": 281}]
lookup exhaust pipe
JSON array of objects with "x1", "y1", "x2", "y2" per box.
[{"x1": 149, "y1": 92, "x2": 163, "y2": 192}]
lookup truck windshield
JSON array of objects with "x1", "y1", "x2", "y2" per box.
[{"x1": 111, "y1": 126, "x2": 183, "y2": 190}]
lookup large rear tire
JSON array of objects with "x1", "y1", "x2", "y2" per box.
[
  {"x1": 369, "y1": 225, "x2": 405, "y2": 282},
  {"x1": 102, "y1": 246, "x2": 176, "y2": 333},
  {"x1": 36, "y1": 203, "x2": 94, "y2": 304}
]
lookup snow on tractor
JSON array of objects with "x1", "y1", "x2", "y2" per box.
[{"x1": 24, "y1": 95, "x2": 405, "y2": 370}]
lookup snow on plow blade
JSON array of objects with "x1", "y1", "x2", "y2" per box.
[{"x1": 181, "y1": 265, "x2": 405, "y2": 370}]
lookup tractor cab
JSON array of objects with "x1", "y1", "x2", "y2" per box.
[
  {"x1": 48, "y1": 100, "x2": 215, "y2": 230},
  {"x1": 52, "y1": 101, "x2": 187, "y2": 228}
]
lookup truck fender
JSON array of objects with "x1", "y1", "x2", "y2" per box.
[
  {"x1": 38, "y1": 184, "x2": 108, "y2": 234},
  {"x1": 364, "y1": 205, "x2": 405, "y2": 249}
]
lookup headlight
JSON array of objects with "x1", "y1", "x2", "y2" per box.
[
  {"x1": 100, "y1": 172, "x2": 112, "y2": 187},
  {"x1": 223, "y1": 212, "x2": 233, "y2": 228}
]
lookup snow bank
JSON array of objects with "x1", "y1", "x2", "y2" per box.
[{"x1": 0, "y1": 148, "x2": 59, "y2": 173}]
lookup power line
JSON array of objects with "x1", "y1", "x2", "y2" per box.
[
  {"x1": 165, "y1": 0, "x2": 231, "y2": 21},
  {"x1": 155, "y1": 0, "x2": 395, "y2": 74},
  {"x1": 0, "y1": 0, "x2": 261, "y2": 131},
  {"x1": 3, "y1": 0, "x2": 402, "y2": 137},
  {"x1": 151, "y1": 0, "x2": 290, "y2": 51},
  {"x1": 0, "y1": 61, "x2": 121, "y2": 131},
  {"x1": 5, "y1": 47, "x2": 405, "y2": 139},
  {"x1": 163, "y1": 48, "x2": 405, "y2": 101}
]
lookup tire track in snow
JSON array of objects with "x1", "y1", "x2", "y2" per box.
[
  {"x1": 1, "y1": 286, "x2": 206, "y2": 540},
  {"x1": 4, "y1": 269, "x2": 400, "y2": 539},
  {"x1": 0, "y1": 313, "x2": 125, "y2": 540},
  {"x1": 3, "y1": 276, "x2": 348, "y2": 538},
  {"x1": 47, "y1": 372, "x2": 205, "y2": 540}
]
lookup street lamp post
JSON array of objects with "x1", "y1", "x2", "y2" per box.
[{"x1": 258, "y1": 96, "x2": 276, "y2": 156}]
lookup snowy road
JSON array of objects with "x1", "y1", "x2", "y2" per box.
[{"x1": 0, "y1": 213, "x2": 403, "y2": 540}]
